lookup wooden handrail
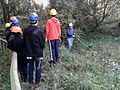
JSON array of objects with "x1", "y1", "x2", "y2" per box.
[
  {"x1": 10, "y1": 52, "x2": 21, "y2": 90},
  {"x1": 0, "y1": 38, "x2": 21, "y2": 90},
  {"x1": 0, "y1": 38, "x2": 7, "y2": 43},
  {"x1": 0, "y1": 37, "x2": 9, "y2": 54}
]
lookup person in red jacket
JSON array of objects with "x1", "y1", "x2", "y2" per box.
[{"x1": 46, "y1": 9, "x2": 61, "y2": 65}]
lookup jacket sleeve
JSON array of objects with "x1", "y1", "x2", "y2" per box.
[
  {"x1": 5, "y1": 28, "x2": 11, "y2": 42},
  {"x1": 46, "y1": 20, "x2": 50, "y2": 39},
  {"x1": 57, "y1": 21, "x2": 61, "y2": 39}
]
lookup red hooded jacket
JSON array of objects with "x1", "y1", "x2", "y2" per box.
[{"x1": 46, "y1": 17, "x2": 61, "y2": 40}]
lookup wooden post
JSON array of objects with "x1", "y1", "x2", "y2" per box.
[
  {"x1": 0, "y1": 38, "x2": 20, "y2": 89},
  {"x1": 10, "y1": 52, "x2": 21, "y2": 90},
  {"x1": 0, "y1": 37, "x2": 11, "y2": 54},
  {"x1": 0, "y1": 38, "x2": 7, "y2": 53}
]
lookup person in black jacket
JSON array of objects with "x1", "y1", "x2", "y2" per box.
[
  {"x1": 7, "y1": 19, "x2": 28, "y2": 82},
  {"x1": 24, "y1": 12, "x2": 45, "y2": 86},
  {"x1": 5, "y1": 23, "x2": 11, "y2": 42},
  {"x1": 5, "y1": 16, "x2": 17, "y2": 42}
]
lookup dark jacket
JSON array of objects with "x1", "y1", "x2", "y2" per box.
[
  {"x1": 67, "y1": 27, "x2": 74, "y2": 38},
  {"x1": 7, "y1": 33, "x2": 25, "y2": 53},
  {"x1": 5, "y1": 26, "x2": 12, "y2": 42},
  {"x1": 23, "y1": 25, "x2": 45, "y2": 57}
]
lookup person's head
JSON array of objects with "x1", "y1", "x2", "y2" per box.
[
  {"x1": 50, "y1": 9, "x2": 57, "y2": 17},
  {"x1": 28, "y1": 12, "x2": 39, "y2": 26},
  {"x1": 10, "y1": 16, "x2": 17, "y2": 24},
  {"x1": 11, "y1": 19, "x2": 21, "y2": 26},
  {"x1": 69, "y1": 23, "x2": 73, "y2": 27},
  {"x1": 5, "y1": 23, "x2": 11, "y2": 28},
  {"x1": 11, "y1": 26, "x2": 22, "y2": 35}
]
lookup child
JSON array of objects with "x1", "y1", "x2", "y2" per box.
[
  {"x1": 67, "y1": 23, "x2": 74, "y2": 51},
  {"x1": 5, "y1": 16, "x2": 17, "y2": 42},
  {"x1": 5, "y1": 23, "x2": 11, "y2": 42},
  {"x1": 24, "y1": 12, "x2": 45, "y2": 87},
  {"x1": 46, "y1": 9, "x2": 61, "y2": 65},
  {"x1": 7, "y1": 19, "x2": 28, "y2": 82}
]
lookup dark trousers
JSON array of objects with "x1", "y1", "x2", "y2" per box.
[
  {"x1": 48, "y1": 39, "x2": 59, "y2": 62},
  {"x1": 17, "y1": 54, "x2": 28, "y2": 82},
  {"x1": 28, "y1": 57, "x2": 43, "y2": 84}
]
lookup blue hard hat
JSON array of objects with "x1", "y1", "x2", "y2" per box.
[
  {"x1": 12, "y1": 19, "x2": 21, "y2": 26},
  {"x1": 28, "y1": 12, "x2": 39, "y2": 21}
]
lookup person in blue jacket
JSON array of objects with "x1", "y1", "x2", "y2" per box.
[
  {"x1": 23, "y1": 12, "x2": 45, "y2": 87},
  {"x1": 67, "y1": 23, "x2": 74, "y2": 51}
]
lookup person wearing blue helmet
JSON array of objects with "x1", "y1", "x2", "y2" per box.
[
  {"x1": 23, "y1": 12, "x2": 45, "y2": 87},
  {"x1": 11, "y1": 19, "x2": 21, "y2": 26}
]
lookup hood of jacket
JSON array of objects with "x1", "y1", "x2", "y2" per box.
[{"x1": 50, "y1": 17, "x2": 59, "y2": 23}]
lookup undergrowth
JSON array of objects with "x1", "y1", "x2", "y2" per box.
[{"x1": 0, "y1": 33, "x2": 120, "y2": 90}]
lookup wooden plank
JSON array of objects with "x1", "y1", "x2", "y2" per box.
[{"x1": 10, "y1": 52, "x2": 21, "y2": 90}]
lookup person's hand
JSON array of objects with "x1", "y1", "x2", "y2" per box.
[
  {"x1": 45, "y1": 38, "x2": 47, "y2": 42},
  {"x1": 59, "y1": 38, "x2": 61, "y2": 42}
]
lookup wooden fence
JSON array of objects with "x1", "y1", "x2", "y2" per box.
[
  {"x1": 0, "y1": 38, "x2": 21, "y2": 90},
  {"x1": 10, "y1": 52, "x2": 21, "y2": 90},
  {"x1": 0, "y1": 38, "x2": 8, "y2": 53}
]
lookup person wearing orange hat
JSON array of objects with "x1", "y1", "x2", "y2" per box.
[{"x1": 7, "y1": 20, "x2": 28, "y2": 83}]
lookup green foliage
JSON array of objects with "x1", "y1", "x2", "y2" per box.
[
  {"x1": 0, "y1": 51, "x2": 11, "y2": 90},
  {"x1": 49, "y1": 0, "x2": 120, "y2": 35},
  {"x1": 1, "y1": 33, "x2": 120, "y2": 90},
  {"x1": 44, "y1": 33, "x2": 120, "y2": 90}
]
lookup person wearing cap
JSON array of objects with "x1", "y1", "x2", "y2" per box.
[
  {"x1": 10, "y1": 16, "x2": 17, "y2": 24},
  {"x1": 46, "y1": 9, "x2": 61, "y2": 66},
  {"x1": 7, "y1": 19, "x2": 28, "y2": 83},
  {"x1": 5, "y1": 23, "x2": 11, "y2": 42},
  {"x1": 5, "y1": 16, "x2": 17, "y2": 42},
  {"x1": 23, "y1": 12, "x2": 45, "y2": 86},
  {"x1": 67, "y1": 23, "x2": 74, "y2": 51}
]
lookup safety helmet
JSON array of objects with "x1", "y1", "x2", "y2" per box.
[
  {"x1": 11, "y1": 26, "x2": 22, "y2": 34},
  {"x1": 5, "y1": 23, "x2": 11, "y2": 28},
  {"x1": 50, "y1": 9, "x2": 57, "y2": 16},
  {"x1": 28, "y1": 12, "x2": 39, "y2": 21},
  {"x1": 10, "y1": 16, "x2": 17, "y2": 22},
  {"x1": 11, "y1": 19, "x2": 21, "y2": 26},
  {"x1": 69, "y1": 23, "x2": 73, "y2": 27}
]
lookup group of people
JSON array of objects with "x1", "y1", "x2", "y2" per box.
[{"x1": 4, "y1": 8, "x2": 75, "y2": 88}]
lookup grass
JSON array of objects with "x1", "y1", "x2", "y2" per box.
[
  {"x1": 0, "y1": 33, "x2": 120, "y2": 90},
  {"x1": 0, "y1": 51, "x2": 11, "y2": 90}
]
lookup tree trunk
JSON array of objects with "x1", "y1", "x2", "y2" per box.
[{"x1": 0, "y1": 0, "x2": 10, "y2": 23}]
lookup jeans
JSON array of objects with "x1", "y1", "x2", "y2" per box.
[
  {"x1": 48, "y1": 39, "x2": 59, "y2": 62},
  {"x1": 67, "y1": 38, "x2": 73, "y2": 50},
  {"x1": 28, "y1": 57, "x2": 43, "y2": 84},
  {"x1": 17, "y1": 53, "x2": 28, "y2": 82}
]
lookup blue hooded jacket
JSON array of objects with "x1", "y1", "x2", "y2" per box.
[{"x1": 67, "y1": 27, "x2": 74, "y2": 38}]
